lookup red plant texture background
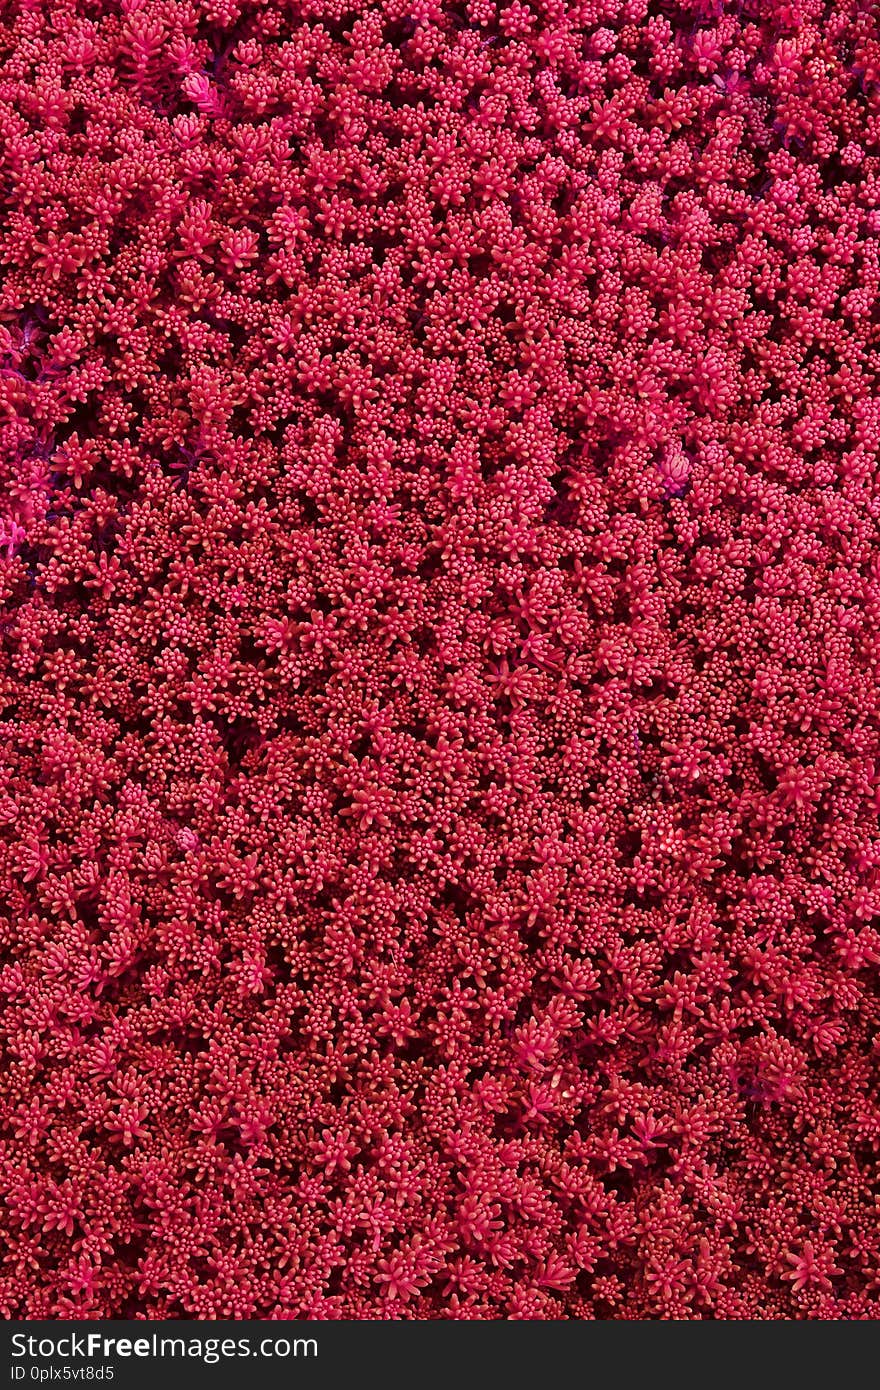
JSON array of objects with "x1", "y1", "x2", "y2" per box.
[{"x1": 1, "y1": 0, "x2": 879, "y2": 1321}]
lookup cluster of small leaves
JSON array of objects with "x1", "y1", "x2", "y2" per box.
[{"x1": 0, "y1": 0, "x2": 879, "y2": 1319}]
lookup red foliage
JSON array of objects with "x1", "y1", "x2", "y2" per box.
[{"x1": 0, "y1": 0, "x2": 879, "y2": 1319}]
